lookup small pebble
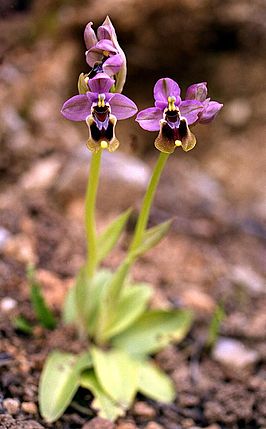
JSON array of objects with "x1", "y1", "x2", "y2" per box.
[
  {"x1": 0, "y1": 227, "x2": 10, "y2": 249},
  {"x1": 116, "y1": 421, "x2": 138, "y2": 429},
  {"x1": 231, "y1": 265, "x2": 265, "y2": 295},
  {"x1": 20, "y1": 157, "x2": 61, "y2": 191},
  {"x1": 182, "y1": 419, "x2": 195, "y2": 428},
  {"x1": 3, "y1": 398, "x2": 20, "y2": 415},
  {"x1": 0, "y1": 414, "x2": 45, "y2": 428},
  {"x1": 4, "y1": 234, "x2": 36, "y2": 264},
  {"x1": 133, "y1": 401, "x2": 156, "y2": 418},
  {"x1": 213, "y1": 337, "x2": 258, "y2": 369},
  {"x1": 21, "y1": 401, "x2": 38, "y2": 414},
  {"x1": 191, "y1": 426, "x2": 221, "y2": 429},
  {"x1": 224, "y1": 98, "x2": 252, "y2": 128},
  {"x1": 181, "y1": 288, "x2": 215, "y2": 314},
  {"x1": 145, "y1": 422, "x2": 164, "y2": 429},
  {"x1": 205, "y1": 425, "x2": 221, "y2": 429},
  {"x1": 82, "y1": 417, "x2": 114, "y2": 429},
  {"x1": 0, "y1": 352, "x2": 13, "y2": 367},
  {"x1": 0, "y1": 297, "x2": 17, "y2": 313}
]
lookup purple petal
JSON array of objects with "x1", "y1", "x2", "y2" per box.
[
  {"x1": 179, "y1": 100, "x2": 203, "y2": 125},
  {"x1": 61, "y1": 94, "x2": 92, "y2": 121},
  {"x1": 85, "y1": 49, "x2": 102, "y2": 67},
  {"x1": 84, "y1": 22, "x2": 98, "y2": 50},
  {"x1": 98, "y1": 17, "x2": 127, "y2": 93},
  {"x1": 87, "y1": 92, "x2": 113, "y2": 104},
  {"x1": 98, "y1": 17, "x2": 122, "y2": 57},
  {"x1": 97, "y1": 24, "x2": 111, "y2": 41},
  {"x1": 155, "y1": 97, "x2": 181, "y2": 110},
  {"x1": 97, "y1": 16, "x2": 116, "y2": 41},
  {"x1": 154, "y1": 78, "x2": 181, "y2": 104},
  {"x1": 86, "y1": 40, "x2": 117, "y2": 67},
  {"x1": 103, "y1": 53, "x2": 123, "y2": 76},
  {"x1": 154, "y1": 100, "x2": 167, "y2": 110},
  {"x1": 199, "y1": 100, "x2": 223, "y2": 124},
  {"x1": 185, "y1": 82, "x2": 207, "y2": 101},
  {"x1": 109, "y1": 93, "x2": 138, "y2": 119},
  {"x1": 88, "y1": 73, "x2": 115, "y2": 94},
  {"x1": 136, "y1": 107, "x2": 163, "y2": 131},
  {"x1": 93, "y1": 39, "x2": 117, "y2": 53}
]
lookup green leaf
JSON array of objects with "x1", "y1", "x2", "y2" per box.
[
  {"x1": 91, "y1": 347, "x2": 138, "y2": 408},
  {"x1": 13, "y1": 315, "x2": 33, "y2": 335},
  {"x1": 94, "y1": 260, "x2": 131, "y2": 343},
  {"x1": 86, "y1": 269, "x2": 112, "y2": 335},
  {"x1": 30, "y1": 283, "x2": 56, "y2": 329},
  {"x1": 206, "y1": 304, "x2": 225, "y2": 349},
  {"x1": 80, "y1": 370, "x2": 124, "y2": 421},
  {"x1": 132, "y1": 220, "x2": 172, "y2": 258},
  {"x1": 96, "y1": 209, "x2": 131, "y2": 264},
  {"x1": 39, "y1": 351, "x2": 92, "y2": 422},
  {"x1": 138, "y1": 360, "x2": 175, "y2": 403},
  {"x1": 27, "y1": 265, "x2": 56, "y2": 330},
  {"x1": 75, "y1": 351, "x2": 93, "y2": 372},
  {"x1": 74, "y1": 267, "x2": 91, "y2": 328},
  {"x1": 102, "y1": 283, "x2": 152, "y2": 341},
  {"x1": 62, "y1": 285, "x2": 77, "y2": 325},
  {"x1": 112, "y1": 309, "x2": 193, "y2": 358},
  {"x1": 74, "y1": 268, "x2": 111, "y2": 335}
]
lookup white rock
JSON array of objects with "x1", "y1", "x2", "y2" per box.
[
  {"x1": 231, "y1": 265, "x2": 265, "y2": 295},
  {"x1": 1, "y1": 106, "x2": 25, "y2": 133},
  {"x1": 0, "y1": 227, "x2": 11, "y2": 249},
  {"x1": 100, "y1": 150, "x2": 150, "y2": 187},
  {"x1": 224, "y1": 99, "x2": 252, "y2": 128},
  {"x1": 213, "y1": 337, "x2": 258, "y2": 369},
  {"x1": 54, "y1": 147, "x2": 151, "y2": 211},
  {"x1": 3, "y1": 398, "x2": 20, "y2": 415},
  {"x1": 20, "y1": 157, "x2": 61, "y2": 191},
  {"x1": 0, "y1": 297, "x2": 17, "y2": 313},
  {"x1": 181, "y1": 288, "x2": 215, "y2": 314},
  {"x1": 4, "y1": 234, "x2": 36, "y2": 264}
]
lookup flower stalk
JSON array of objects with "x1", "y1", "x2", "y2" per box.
[
  {"x1": 85, "y1": 150, "x2": 102, "y2": 278},
  {"x1": 129, "y1": 152, "x2": 169, "y2": 254}
]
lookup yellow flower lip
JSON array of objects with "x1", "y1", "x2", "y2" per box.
[
  {"x1": 167, "y1": 95, "x2": 177, "y2": 111},
  {"x1": 98, "y1": 93, "x2": 106, "y2": 108},
  {"x1": 100, "y1": 140, "x2": 108, "y2": 149},
  {"x1": 175, "y1": 140, "x2": 182, "y2": 147}
]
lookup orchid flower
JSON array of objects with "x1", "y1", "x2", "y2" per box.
[
  {"x1": 84, "y1": 17, "x2": 127, "y2": 93},
  {"x1": 136, "y1": 78, "x2": 222, "y2": 153},
  {"x1": 136, "y1": 78, "x2": 203, "y2": 153},
  {"x1": 185, "y1": 82, "x2": 223, "y2": 124},
  {"x1": 61, "y1": 73, "x2": 137, "y2": 152}
]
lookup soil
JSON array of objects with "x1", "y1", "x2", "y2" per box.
[{"x1": 0, "y1": 1, "x2": 266, "y2": 428}]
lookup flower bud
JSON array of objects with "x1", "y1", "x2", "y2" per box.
[
  {"x1": 186, "y1": 83, "x2": 207, "y2": 102},
  {"x1": 84, "y1": 22, "x2": 97, "y2": 50},
  {"x1": 78, "y1": 73, "x2": 89, "y2": 94},
  {"x1": 101, "y1": 16, "x2": 127, "y2": 93},
  {"x1": 199, "y1": 100, "x2": 223, "y2": 124}
]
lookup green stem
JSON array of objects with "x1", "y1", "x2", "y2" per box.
[
  {"x1": 129, "y1": 151, "x2": 169, "y2": 253},
  {"x1": 85, "y1": 150, "x2": 102, "y2": 278},
  {"x1": 94, "y1": 151, "x2": 169, "y2": 345}
]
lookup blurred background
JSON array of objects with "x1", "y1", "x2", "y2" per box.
[
  {"x1": 0, "y1": 0, "x2": 265, "y2": 280},
  {"x1": 0, "y1": 1, "x2": 266, "y2": 427}
]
